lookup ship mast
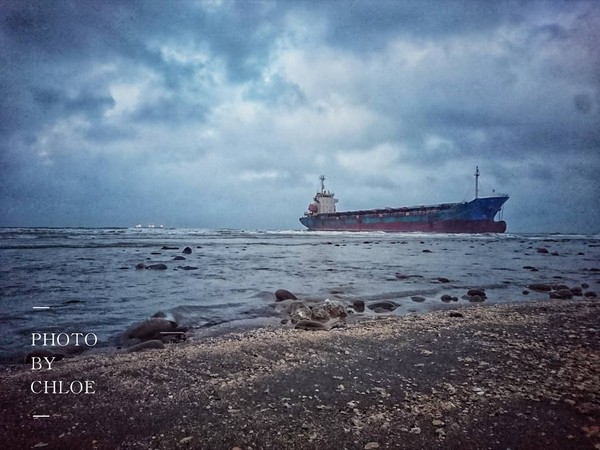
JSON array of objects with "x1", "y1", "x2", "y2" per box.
[
  {"x1": 320, "y1": 175, "x2": 325, "y2": 194},
  {"x1": 475, "y1": 166, "x2": 480, "y2": 199}
]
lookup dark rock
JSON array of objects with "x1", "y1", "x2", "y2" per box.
[
  {"x1": 448, "y1": 312, "x2": 464, "y2": 318},
  {"x1": 422, "y1": 249, "x2": 432, "y2": 253},
  {"x1": 275, "y1": 289, "x2": 297, "y2": 301},
  {"x1": 522, "y1": 290, "x2": 530, "y2": 295},
  {"x1": 528, "y1": 283, "x2": 552, "y2": 292},
  {"x1": 440, "y1": 294, "x2": 452, "y2": 303},
  {"x1": 549, "y1": 289, "x2": 573, "y2": 300},
  {"x1": 182, "y1": 247, "x2": 192, "y2": 254},
  {"x1": 352, "y1": 299, "x2": 365, "y2": 312},
  {"x1": 173, "y1": 256, "x2": 186, "y2": 261},
  {"x1": 467, "y1": 289, "x2": 486, "y2": 298},
  {"x1": 126, "y1": 340, "x2": 165, "y2": 353},
  {"x1": 147, "y1": 263, "x2": 168, "y2": 270},
  {"x1": 135, "y1": 263, "x2": 146, "y2": 270},
  {"x1": 437, "y1": 277, "x2": 450, "y2": 283},
  {"x1": 411, "y1": 296, "x2": 426, "y2": 303},
  {"x1": 537, "y1": 247, "x2": 549, "y2": 254},
  {"x1": 582, "y1": 283, "x2": 590, "y2": 289},
  {"x1": 125, "y1": 318, "x2": 177, "y2": 340},
  {"x1": 584, "y1": 291, "x2": 597, "y2": 298},
  {"x1": 179, "y1": 266, "x2": 198, "y2": 270},
  {"x1": 468, "y1": 295, "x2": 484, "y2": 302},
  {"x1": 570, "y1": 287, "x2": 583, "y2": 296},
  {"x1": 295, "y1": 320, "x2": 328, "y2": 331},
  {"x1": 367, "y1": 301, "x2": 398, "y2": 313},
  {"x1": 161, "y1": 246, "x2": 179, "y2": 250},
  {"x1": 151, "y1": 252, "x2": 161, "y2": 255}
]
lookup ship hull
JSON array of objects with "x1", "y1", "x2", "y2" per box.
[{"x1": 299, "y1": 196, "x2": 508, "y2": 233}]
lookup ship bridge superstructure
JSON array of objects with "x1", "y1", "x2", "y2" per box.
[{"x1": 306, "y1": 175, "x2": 338, "y2": 215}]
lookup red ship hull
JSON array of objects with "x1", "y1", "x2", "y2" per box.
[{"x1": 302, "y1": 219, "x2": 507, "y2": 233}]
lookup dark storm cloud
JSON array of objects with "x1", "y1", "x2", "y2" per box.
[
  {"x1": 0, "y1": 0, "x2": 599, "y2": 232},
  {"x1": 297, "y1": 0, "x2": 518, "y2": 51}
]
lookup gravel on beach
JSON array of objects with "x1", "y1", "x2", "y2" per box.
[{"x1": 1, "y1": 299, "x2": 599, "y2": 450}]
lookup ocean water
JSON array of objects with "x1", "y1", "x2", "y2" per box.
[{"x1": 1, "y1": 228, "x2": 599, "y2": 361}]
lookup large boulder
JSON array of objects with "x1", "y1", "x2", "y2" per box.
[
  {"x1": 288, "y1": 302, "x2": 312, "y2": 324},
  {"x1": 309, "y1": 299, "x2": 347, "y2": 322}
]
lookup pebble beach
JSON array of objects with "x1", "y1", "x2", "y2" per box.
[{"x1": 1, "y1": 299, "x2": 599, "y2": 450}]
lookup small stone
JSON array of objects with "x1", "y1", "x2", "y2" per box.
[
  {"x1": 182, "y1": 247, "x2": 192, "y2": 254},
  {"x1": 180, "y1": 436, "x2": 193, "y2": 444},
  {"x1": 410, "y1": 426, "x2": 421, "y2": 434},
  {"x1": 467, "y1": 289, "x2": 486, "y2": 297},
  {"x1": 432, "y1": 419, "x2": 445, "y2": 427},
  {"x1": 528, "y1": 283, "x2": 552, "y2": 292},
  {"x1": 364, "y1": 443, "x2": 380, "y2": 449},
  {"x1": 367, "y1": 301, "x2": 398, "y2": 312},
  {"x1": 352, "y1": 299, "x2": 365, "y2": 312}
]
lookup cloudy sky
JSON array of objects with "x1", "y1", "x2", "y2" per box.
[{"x1": 1, "y1": 0, "x2": 598, "y2": 232}]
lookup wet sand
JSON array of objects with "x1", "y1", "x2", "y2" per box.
[{"x1": 1, "y1": 299, "x2": 599, "y2": 450}]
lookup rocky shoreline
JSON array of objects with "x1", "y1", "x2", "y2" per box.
[{"x1": 1, "y1": 299, "x2": 599, "y2": 449}]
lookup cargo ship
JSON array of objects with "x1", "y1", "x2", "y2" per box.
[{"x1": 299, "y1": 168, "x2": 508, "y2": 233}]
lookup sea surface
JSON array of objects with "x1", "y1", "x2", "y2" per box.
[{"x1": 1, "y1": 228, "x2": 599, "y2": 362}]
